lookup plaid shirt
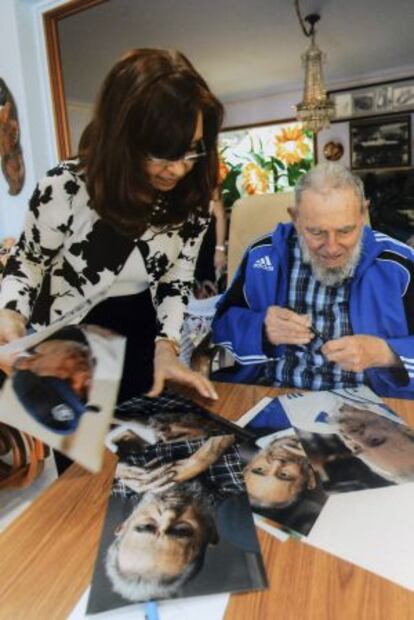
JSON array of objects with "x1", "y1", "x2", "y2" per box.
[
  {"x1": 116, "y1": 391, "x2": 205, "y2": 417},
  {"x1": 274, "y1": 235, "x2": 365, "y2": 390},
  {"x1": 113, "y1": 438, "x2": 245, "y2": 498}
]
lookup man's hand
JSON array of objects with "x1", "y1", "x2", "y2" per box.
[
  {"x1": 147, "y1": 340, "x2": 218, "y2": 400},
  {"x1": 115, "y1": 434, "x2": 236, "y2": 494},
  {"x1": 0, "y1": 309, "x2": 26, "y2": 374},
  {"x1": 264, "y1": 306, "x2": 312, "y2": 346},
  {"x1": 321, "y1": 335, "x2": 400, "y2": 372},
  {"x1": 115, "y1": 461, "x2": 176, "y2": 493}
]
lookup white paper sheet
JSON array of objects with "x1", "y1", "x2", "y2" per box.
[
  {"x1": 306, "y1": 483, "x2": 414, "y2": 591},
  {"x1": 67, "y1": 587, "x2": 229, "y2": 620}
]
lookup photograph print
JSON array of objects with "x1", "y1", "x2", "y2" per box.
[
  {"x1": 86, "y1": 434, "x2": 267, "y2": 615},
  {"x1": 278, "y1": 386, "x2": 414, "y2": 492},
  {"x1": 237, "y1": 396, "x2": 328, "y2": 537},
  {"x1": 112, "y1": 392, "x2": 326, "y2": 537},
  {"x1": 350, "y1": 115, "x2": 411, "y2": 170},
  {"x1": 0, "y1": 323, "x2": 125, "y2": 472},
  {"x1": 113, "y1": 390, "x2": 256, "y2": 446}
]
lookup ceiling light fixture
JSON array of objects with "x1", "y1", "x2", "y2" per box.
[{"x1": 294, "y1": 0, "x2": 335, "y2": 133}]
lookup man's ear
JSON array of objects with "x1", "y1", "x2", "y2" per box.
[
  {"x1": 287, "y1": 206, "x2": 297, "y2": 223},
  {"x1": 306, "y1": 468, "x2": 317, "y2": 491}
]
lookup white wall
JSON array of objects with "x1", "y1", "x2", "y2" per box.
[
  {"x1": 224, "y1": 88, "x2": 302, "y2": 128},
  {"x1": 0, "y1": 0, "x2": 62, "y2": 238},
  {"x1": 0, "y1": 0, "x2": 34, "y2": 237}
]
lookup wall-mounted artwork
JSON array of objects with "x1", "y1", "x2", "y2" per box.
[
  {"x1": 218, "y1": 120, "x2": 314, "y2": 209},
  {"x1": 316, "y1": 122, "x2": 350, "y2": 166},
  {"x1": 350, "y1": 115, "x2": 411, "y2": 170},
  {"x1": 0, "y1": 78, "x2": 25, "y2": 195},
  {"x1": 329, "y1": 77, "x2": 414, "y2": 122}
]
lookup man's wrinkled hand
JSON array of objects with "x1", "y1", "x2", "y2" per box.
[
  {"x1": 321, "y1": 335, "x2": 400, "y2": 372},
  {"x1": 115, "y1": 461, "x2": 177, "y2": 494},
  {"x1": 264, "y1": 305, "x2": 312, "y2": 346}
]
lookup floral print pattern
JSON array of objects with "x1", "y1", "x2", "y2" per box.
[{"x1": 0, "y1": 161, "x2": 209, "y2": 343}]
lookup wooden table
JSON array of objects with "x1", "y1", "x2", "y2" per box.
[{"x1": 0, "y1": 383, "x2": 413, "y2": 620}]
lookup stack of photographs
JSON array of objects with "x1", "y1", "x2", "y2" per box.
[
  {"x1": 86, "y1": 392, "x2": 268, "y2": 616},
  {"x1": 238, "y1": 385, "x2": 414, "y2": 537}
]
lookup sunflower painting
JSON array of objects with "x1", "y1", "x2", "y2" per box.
[{"x1": 218, "y1": 121, "x2": 314, "y2": 209}]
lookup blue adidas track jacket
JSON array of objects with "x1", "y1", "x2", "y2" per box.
[{"x1": 212, "y1": 223, "x2": 414, "y2": 399}]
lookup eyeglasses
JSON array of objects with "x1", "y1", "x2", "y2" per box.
[{"x1": 146, "y1": 138, "x2": 207, "y2": 166}]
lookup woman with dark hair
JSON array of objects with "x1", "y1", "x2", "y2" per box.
[{"x1": 0, "y1": 48, "x2": 223, "y2": 401}]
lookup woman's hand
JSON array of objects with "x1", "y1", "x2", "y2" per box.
[
  {"x1": 0, "y1": 309, "x2": 26, "y2": 344},
  {"x1": 0, "y1": 309, "x2": 26, "y2": 374},
  {"x1": 147, "y1": 339, "x2": 218, "y2": 400}
]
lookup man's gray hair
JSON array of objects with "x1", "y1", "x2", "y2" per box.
[
  {"x1": 105, "y1": 536, "x2": 199, "y2": 602},
  {"x1": 105, "y1": 481, "x2": 217, "y2": 602},
  {"x1": 295, "y1": 162, "x2": 366, "y2": 211}
]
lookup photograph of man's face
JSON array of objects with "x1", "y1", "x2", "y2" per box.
[
  {"x1": 116, "y1": 488, "x2": 209, "y2": 579},
  {"x1": 106, "y1": 481, "x2": 218, "y2": 602},
  {"x1": 0, "y1": 323, "x2": 125, "y2": 472},
  {"x1": 13, "y1": 339, "x2": 95, "y2": 400},
  {"x1": 332, "y1": 405, "x2": 414, "y2": 483},
  {"x1": 243, "y1": 436, "x2": 316, "y2": 509},
  {"x1": 86, "y1": 435, "x2": 266, "y2": 613}
]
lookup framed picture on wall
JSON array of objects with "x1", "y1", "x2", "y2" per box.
[
  {"x1": 329, "y1": 77, "x2": 414, "y2": 122},
  {"x1": 350, "y1": 115, "x2": 411, "y2": 170},
  {"x1": 218, "y1": 119, "x2": 315, "y2": 209}
]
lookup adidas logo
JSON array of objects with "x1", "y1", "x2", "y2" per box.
[{"x1": 253, "y1": 256, "x2": 273, "y2": 271}]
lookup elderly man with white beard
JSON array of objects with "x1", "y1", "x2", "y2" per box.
[{"x1": 212, "y1": 163, "x2": 414, "y2": 398}]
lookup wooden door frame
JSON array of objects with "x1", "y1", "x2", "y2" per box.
[{"x1": 42, "y1": 0, "x2": 108, "y2": 159}]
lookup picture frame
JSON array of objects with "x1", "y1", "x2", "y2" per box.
[
  {"x1": 329, "y1": 77, "x2": 414, "y2": 122},
  {"x1": 350, "y1": 115, "x2": 411, "y2": 171}
]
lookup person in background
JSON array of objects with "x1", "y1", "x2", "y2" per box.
[
  {"x1": 212, "y1": 163, "x2": 414, "y2": 399},
  {"x1": 211, "y1": 189, "x2": 227, "y2": 276},
  {"x1": 194, "y1": 188, "x2": 227, "y2": 297},
  {"x1": 0, "y1": 48, "x2": 223, "y2": 402}
]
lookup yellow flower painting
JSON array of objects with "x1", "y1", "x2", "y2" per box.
[
  {"x1": 241, "y1": 162, "x2": 269, "y2": 194},
  {"x1": 218, "y1": 121, "x2": 314, "y2": 209},
  {"x1": 274, "y1": 126, "x2": 311, "y2": 165}
]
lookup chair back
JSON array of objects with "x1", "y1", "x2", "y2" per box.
[{"x1": 227, "y1": 192, "x2": 294, "y2": 281}]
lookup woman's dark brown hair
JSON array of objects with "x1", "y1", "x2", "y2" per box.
[{"x1": 78, "y1": 49, "x2": 224, "y2": 237}]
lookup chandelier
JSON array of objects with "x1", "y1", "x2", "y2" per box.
[{"x1": 294, "y1": 0, "x2": 335, "y2": 133}]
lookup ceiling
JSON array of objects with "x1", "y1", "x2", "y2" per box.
[{"x1": 58, "y1": 0, "x2": 414, "y2": 107}]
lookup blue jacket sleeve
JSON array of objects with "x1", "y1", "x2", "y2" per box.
[
  {"x1": 368, "y1": 336, "x2": 414, "y2": 398},
  {"x1": 212, "y1": 255, "x2": 271, "y2": 364}
]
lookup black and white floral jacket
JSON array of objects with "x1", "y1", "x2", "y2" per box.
[{"x1": 0, "y1": 161, "x2": 209, "y2": 343}]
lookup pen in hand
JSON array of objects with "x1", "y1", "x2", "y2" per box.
[
  {"x1": 309, "y1": 324, "x2": 326, "y2": 342},
  {"x1": 286, "y1": 306, "x2": 326, "y2": 342}
]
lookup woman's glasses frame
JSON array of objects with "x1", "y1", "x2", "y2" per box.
[{"x1": 146, "y1": 138, "x2": 207, "y2": 166}]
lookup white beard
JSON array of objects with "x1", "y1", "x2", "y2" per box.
[{"x1": 298, "y1": 233, "x2": 362, "y2": 287}]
